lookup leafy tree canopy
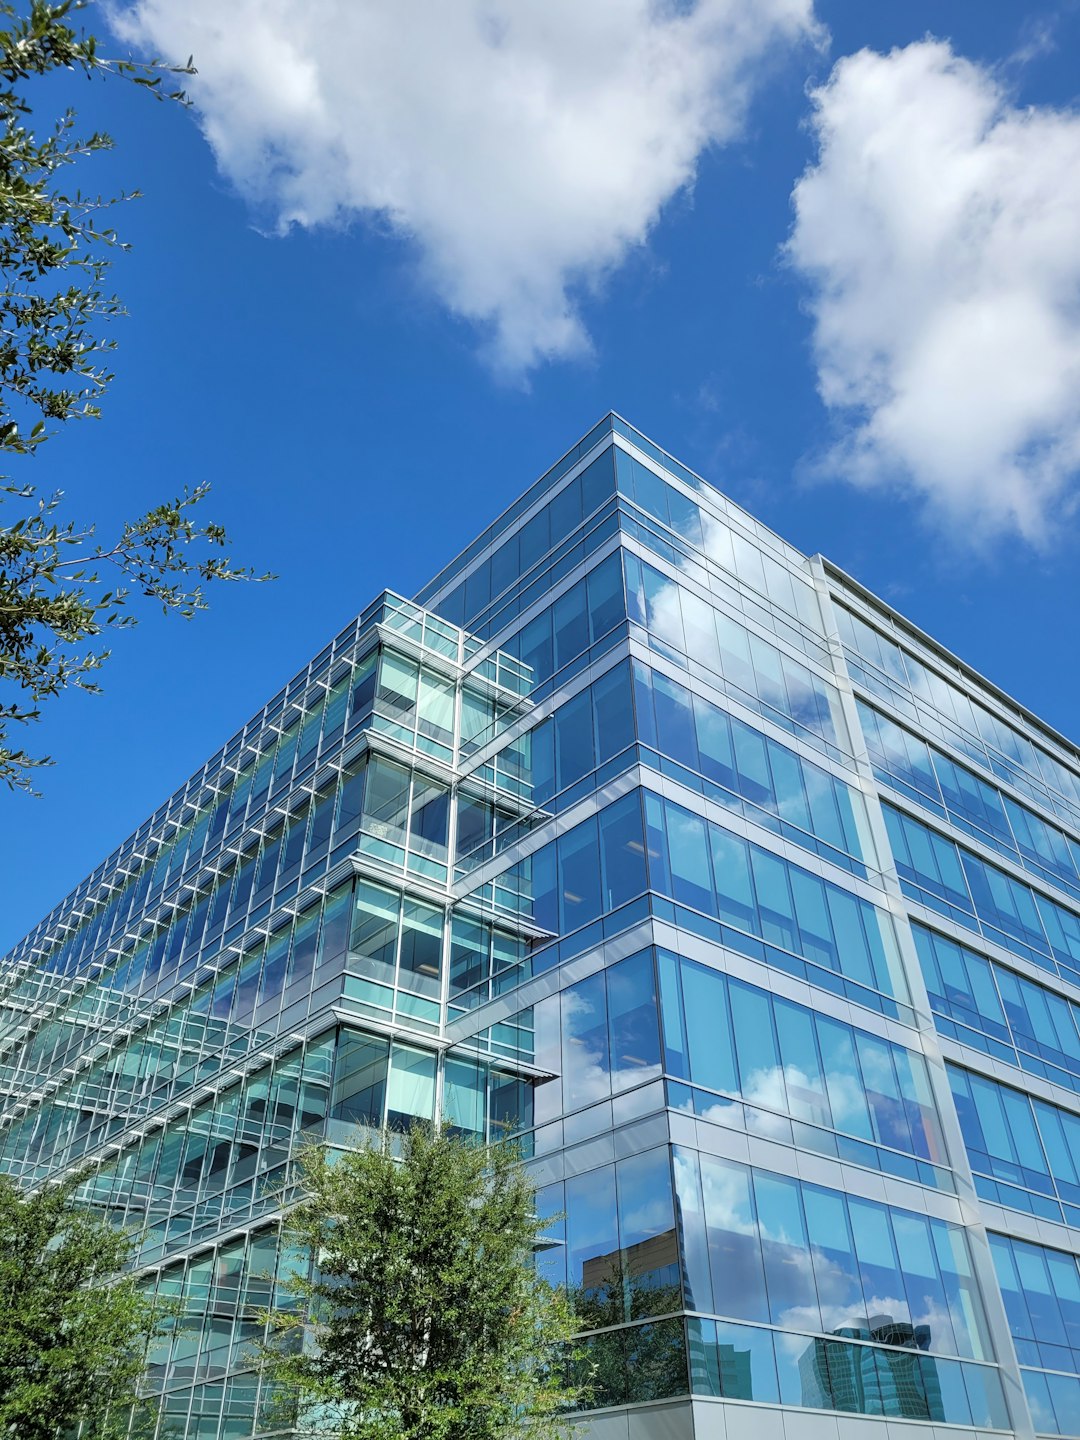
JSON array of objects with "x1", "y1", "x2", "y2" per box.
[
  {"x1": 0, "y1": 0, "x2": 268, "y2": 792},
  {"x1": 259, "y1": 1128, "x2": 583, "y2": 1440},
  {"x1": 0, "y1": 1169, "x2": 163, "y2": 1440}
]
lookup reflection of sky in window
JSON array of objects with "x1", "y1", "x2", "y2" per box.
[{"x1": 673, "y1": 1143, "x2": 989, "y2": 1360}]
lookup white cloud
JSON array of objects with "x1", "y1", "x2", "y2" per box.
[
  {"x1": 787, "y1": 40, "x2": 1080, "y2": 545},
  {"x1": 111, "y1": 0, "x2": 819, "y2": 373}
]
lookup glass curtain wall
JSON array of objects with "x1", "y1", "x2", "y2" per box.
[{"x1": 3, "y1": 418, "x2": 1077, "y2": 1439}]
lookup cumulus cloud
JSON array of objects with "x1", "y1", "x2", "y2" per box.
[
  {"x1": 787, "y1": 40, "x2": 1080, "y2": 545},
  {"x1": 110, "y1": 0, "x2": 819, "y2": 373}
]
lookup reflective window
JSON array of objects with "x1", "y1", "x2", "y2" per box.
[
  {"x1": 506, "y1": 551, "x2": 626, "y2": 689},
  {"x1": 644, "y1": 793, "x2": 907, "y2": 1009},
  {"x1": 991, "y1": 1231, "x2": 1080, "y2": 1435},
  {"x1": 552, "y1": 1146, "x2": 679, "y2": 1336},
  {"x1": 673, "y1": 1147, "x2": 992, "y2": 1364},
  {"x1": 1021, "y1": 1367, "x2": 1080, "y2": 1437},
  {"x1": 607, "y1": 949, "x2": 661, "y2": 1091},
  {"x1": 409, "y1": 780, "x2": 450, "y2": 861},
  {"x1": 884, "y1": 803, "x2": 1080, "y2": 990},
  {"x1": 398, "y1": 901, "x2": 442, "y2": 996},
  {"x1": 348, "y1": 650, "x2": 377, "y2": 722},
  {"x1": 614, "y1": 447, "x2": 823, "y2": 640},
  {"x1": 626, "y1": 554, "x2": 846, "y2": 758},
  {"x1": 838, "y1": 604, "x2": 1080, "y2": 837},
  {"x1": 329, "y1": 1030, "x2": 388, "y2": 1128},
  {"x1": 364, "y1": 757, "x2": 410, "y2": 844},
  {"x1": 385, "y1": 1045, "x2": 436, "y2": 1130},
  {"x1": 285, "y1": 905, "x2": 320, "y2": 990},
  {"x1": 436, "y1": 449, "x2": 618, "y2": 633},
  {"x1": 555, "y1": 689, "x2": 594, "y2": 790},
  {"x1": 499, "y1": 785, "x2": 907, "y2": 1012},
  {"x1": 663, "y1": 950, "x2": 944, "y2": 1168},
  {"x1": 444, "y1": 911, "x2": 528, "y2": 1014},
  {"x1": 351, "y1": 881, "x2": 399, "y2": 983},
  {"x1": 949, "y1": 1064, "x2": 1080, "y2": 1227},
  {"x1": 443, "y1": 1058, "x2": 484, "y2": 1140},
  {"x1": 615, "y1": 1148, "x2": 679, "y2": 1316},
  {"x1": 566, "y1": 1163, "x2": 618, "y2": 1303},
  {"x1": 916, "y1": 922, "x2": 1080, "y2": 1099}
]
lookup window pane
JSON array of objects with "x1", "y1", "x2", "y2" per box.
[
  {"x1": 409, "y1": 780, "x2": 449, "y2": 859},
  {"x1": 286, "y1": 907, "x2": 320, "y2": 989},
  {"x1": 562, "y1": 972, "x2": 610, "y2": 1111},
  {"x1": 699, "y1": 1154, "x2": 768, "y2": 1323},
  {"x1": 682, "y1": 961, "x2": 737, "y2": 1094},
  {"x1": 555, "y1": 690, "x2": 594, "y2": 788},
  {"x1": 332, "y1": 1031, "x2": 388, "y2": 1127},
  {"x1": 558, "y1": 816, "x2": 601, "y2": 931},
  {"x1": 567, "y1": 1164, "x2": 618, "y2": 1307},
  {"x1": 351, "y1": 882, "x2": 398, "y2": 983},
  {"x1": 804, "y1": 1186, "x2": 864, "y2": 1330},
  {"x1": 417, "y1": 673, "x2": 455, "y2": 745},
  {"x1": 444, "y1": 1057, "x2": 484, "y2": 1139},
  {"x1": 385, "y1": 1046, "x2": 436, "y2": 1129},
  {"x1": 364, "y1": 758, "x2": 410, "y2": 841},
  {"x1": 616, "y1": 1148, "x2": 679, "y2": 1315},
  {"x1": 666, "y1": 804, "x2": 713, "y2": 912},
  {"x1": 377, "y1": 652, "x2": 419, "y2": 719},
  {"x1": 593, "y1": 664, "x2": 635, "y2": 765},
  {"x1": 607, "y1": 951, "x2": 661, "y2": 1090},
  {"x1": 587, "y1": 552, "x2": 625, "y2": 639},
  {"x1": 553, "y1": 582, "x2": 589, "y2": 670},
  {"x1": 599, "y1": 793, "x2": 646, "y2": 911},
  {"x1": 398, "y1": 900, "x2": 442, "y2": 995},
  {"x1": 754, "y1": 1171, "x2": 819, "y2": 1330}
]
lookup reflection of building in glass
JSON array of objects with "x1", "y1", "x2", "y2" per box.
[
  {"x1": 580, "y1": 1228, "x2": 681, "y2": 1296},
  {"x1": 715, "y1": 1344, "x2": 753, "y2": 1402},
  {"x1": 1, "y1": 413, "x2": 1064, "y2": 1436},
  {"x1": 799, "y1": 1319, "x2": 944, "y2": 1421}
]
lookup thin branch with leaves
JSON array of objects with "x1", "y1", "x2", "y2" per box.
[{"x1": 0, "y1": 0, "x2": 271, "y2": 792}]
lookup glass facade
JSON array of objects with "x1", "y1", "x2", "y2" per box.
[{"x1": 2, "y1": 414, "x2": 1078, "y2": 1437}]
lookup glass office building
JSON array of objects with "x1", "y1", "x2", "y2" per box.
[{"x1": 1, "y1": 413, "x2": 1079, "y2": 1440}]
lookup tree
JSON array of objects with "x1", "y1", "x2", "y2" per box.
[
  {"x1": 0, "y1": 0, "x2": 268, "y2": 792},
  {"x1": 0, "y1": 1169, "x2": 163, "y2": 1439},
  {"x1": 259, "y1": 1127, "x2": 583, "y2": 1440}
]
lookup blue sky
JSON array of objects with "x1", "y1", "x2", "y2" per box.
[{"x1": 3, "y1": 0, "x2": 1080, "y2": 950}]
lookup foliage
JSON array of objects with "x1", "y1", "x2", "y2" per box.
[
  {"x1": 570, "y1": 1260, "x2": 686, "y2": 1409},
  {"x1": 258, "y1": 1127, "x2": 584, "y2": 1440},
  {"x1": 0, "y1": 1169, "x2": 163, "y2": 1440},
  {"x1": 0, "y1": 0, "x2": 269, "y2": 791}
]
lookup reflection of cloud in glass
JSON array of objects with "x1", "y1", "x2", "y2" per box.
[
  {"x1": 697, "y1": 1160, "x2": 757, "y2": 1239},
  {"x1": 666, "y1": 808, "x2": 707, "y2": 864},
  {"x1": 863, "y1": 1290, "x2": 911, "y2": 1327},
  {"x1": 695, "y1": 1098, "x2": 744, "y2": 1127},
  {"x1": 700, "y1": 513, "x2": 737, "y2": 573},
  {"x1": 560, "y1": 984, "x2": 598, "y2": 1027},
  {"x1": 775, "y1": 1329, "x2": 810, "y2": 1368},
  {"x1": 672, "y1": 1151, "x2": 700, "y2": 1208},
  {"x1": 808, "y1": 1251, "x2": 862, "y2": 1311},
  {"x1": 817, "y1": 1071, "x2": 869, "y2": 1134},
  {"x1": 621, "y1": 1194, "x2": 674, "y2": 1240},
  {"x1": 1021, "y1": 1375, "x2": 1056, "y2": 1432},
  {"x1": 902, "y1": 1294, "x2": 953, "y2": 1346},
  {"x1": 856, "y1": 1042, "x2": 893, "y2": 1092},
  {"x1": 564, "y1": 1051, "x2": 609, "y2": 1107},
  {"x1": 561, "y1": 987, "x2": 610, "y2": 1107},
  {"x1": 776, "y1": 1300, "x2": 825, "y2": 1333},
  {"x1": 648, "y1": 578, "x2": 686, "y2": 653},
  {"x1": 742, "y1": 1063, "x2": 788, "y2": 1115}
]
